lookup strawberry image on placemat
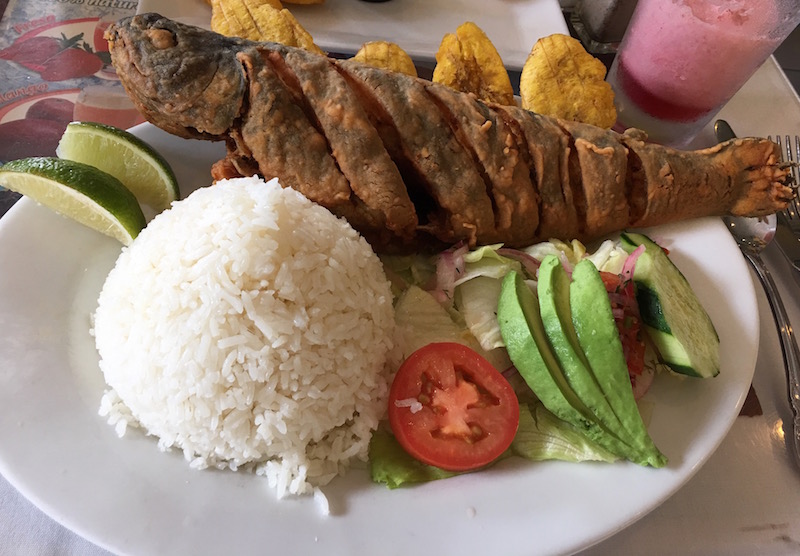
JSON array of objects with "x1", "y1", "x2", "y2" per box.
[{"x1": 0, "y1": 31, "x2": 104, "y2": 81}]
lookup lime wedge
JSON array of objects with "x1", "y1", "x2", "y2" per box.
[
  {"x1": 56, "y1": 121, "x2": 180, "y2": 212},
  {"x1": 0, "y1": 157, "x2": 146, "y2": 245}
]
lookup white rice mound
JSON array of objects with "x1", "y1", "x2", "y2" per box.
[{"x1": 94, "y1": 176, "x2": 395, "y2": 498}]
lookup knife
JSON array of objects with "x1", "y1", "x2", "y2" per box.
[{"x1": 714, "y1": 120, "x2": 800, "y2": 282}]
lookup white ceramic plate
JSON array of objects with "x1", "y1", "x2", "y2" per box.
[
  {"x1": 135, "y1": 0, "x2": 569, "y2": 70},
  {"x1": 0, "y1": 124, "x2": 758, "y2": 556}
]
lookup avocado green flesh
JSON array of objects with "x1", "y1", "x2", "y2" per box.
[
  {"x1": 621, "y1": 232, "x2": 720, "y2": 378},
  {"x1": 497, "y1": 271, "x2": 644, "y2": 461},
  {"x1": 570, "y1": 259, "x2": 666, "y2": 467},
  {"x1": 536, "y1": 256, "x2": 654, "y2": 458}
]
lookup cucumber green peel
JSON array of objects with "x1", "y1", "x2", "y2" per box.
[{"x1": 620, "y1": 232, "x2": 720, "y2": 378}]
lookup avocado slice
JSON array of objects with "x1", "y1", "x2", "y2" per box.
[
  {"x1": 498, "y1": 271, "x2": 638, "y2": 461},
  {"x1": 570, "y1": 259, "x2": 667, "y2": 467},
  {"x1": 537, "y1": 256, "x2": 655, "y2": 464}
]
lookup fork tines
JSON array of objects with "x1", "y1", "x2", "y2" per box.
[{"x1": 769, "y1": 134, "x2": 800, "y2": 225}]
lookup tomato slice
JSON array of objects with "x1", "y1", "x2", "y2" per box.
[{"x1": 388, "y1": 342, "x2": 520, "y2": 472}]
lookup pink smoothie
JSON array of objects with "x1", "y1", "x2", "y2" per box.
[{"x1": 615, "y1": 0, "x2": 781, "y2": 123}]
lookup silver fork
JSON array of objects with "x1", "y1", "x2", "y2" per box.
[
  {"x1": 771, "y1": 135, "x2": 800, "y2": 226},
  {"x1": 766, "y1": 135, "x2": 800, "y2": 280}
]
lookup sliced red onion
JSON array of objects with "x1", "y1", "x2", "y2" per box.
[
  {"x1": 558, "y1": 251, "x2": 573, "y2": 276},
  {"x1": 497, "y1": 247, "x2": 541, "y2": 278},
  {"x1": 432, "y1": 242, "x2": 468, "y2": 303},
  {"x1": 620, "y1": 244, "x2": 645, "y2": 282}
]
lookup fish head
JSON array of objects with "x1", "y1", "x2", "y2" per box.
[{"x1": 106, "y1": 13, "x2": 247, "y2": 140}]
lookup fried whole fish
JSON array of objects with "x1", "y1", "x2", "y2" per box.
[{"x1": 107, "y1": 14, "x2": 794, "y2": 252}]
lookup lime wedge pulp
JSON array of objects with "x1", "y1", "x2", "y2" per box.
[
  {"x1": 56, "y1": 121, "x2": 180, "y2": 212},
  {"x1": 0, "y1": 157, "x2": 146, "y2": 245}
]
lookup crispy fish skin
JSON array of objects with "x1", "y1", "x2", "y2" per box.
[
  {"x1": 425, "y1": 83, "x2": 539, "y2": 245},
  {"x1": 235, "y1": 48, "x2": 353, "y2": 207},
  {"x1": 276, "y1": 46, "x2": 418, "y2": 239},
  {"x1": 337, "y1": 60, "x2": 496, "y2": 246},
  {"x1": 620, "y1": 131, "x2": 792, "y2": 225},
  {"x1": 108, "y1": 14, "x2": 795, "y2": 253},
  {"x1": 557, "y1": 118, "x2": 630, "y2": 239},
  {"x1": 105, "y1": 16, "x2": 248, "y2": 140},
  {"x1": 494, "y1": 104, "x2": 579, "y2": 241}
]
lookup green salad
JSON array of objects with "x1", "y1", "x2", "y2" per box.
[{"x1": 371, "y1": 234, "x2": 719, "y2": 488}]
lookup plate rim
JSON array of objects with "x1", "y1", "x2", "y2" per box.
[{"x1": 0, "y1": 122, "x2": 758, "y2": 556}]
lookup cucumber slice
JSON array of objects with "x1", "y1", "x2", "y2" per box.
[{"x1": 621, "y1": 232, "x2": 720, "y2": 378}]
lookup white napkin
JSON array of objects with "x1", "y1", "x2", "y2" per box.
[{"x1": 1, "y1": 473, "x2": 112, "y2": 556}]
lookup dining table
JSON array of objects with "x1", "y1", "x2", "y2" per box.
[{"x1": 3, "y1": 2, "x2": 800, "y2": 555}]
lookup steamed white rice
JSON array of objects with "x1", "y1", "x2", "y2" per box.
[{"x1": 94, "y1": 177, "x2": 395, "y2": 498}]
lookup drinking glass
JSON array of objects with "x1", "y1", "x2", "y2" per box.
[
  {"x1": 606, "y1": 0, "x2": 800, "y2": 147},
  {"x1": 73, "y1": 85, "x2": 145, "y2": 130}
]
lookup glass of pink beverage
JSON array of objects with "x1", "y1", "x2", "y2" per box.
[
  {"x1": 606, "y1": 0, "x2": 800, "y2": 147},
  {"x1": 73, "y1": 85, "x2": 145, "y2": 130}
]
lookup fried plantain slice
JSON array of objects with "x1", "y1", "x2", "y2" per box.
[
  {"x1": 431, "y1": 21, "x2": 514, "y2": 106},
  {"x1": 210, "y1": 0, "x2": 231, "y2": 35},
  {"x1": 258, "y1": 8, "x2": 325, "y2": 53},
  {"x1": 211, "y1": 0, "x2": 324, "y2": 55},
  {"x1": 352, "y1": 41, "x2": 417, "y2": 77},
  {"x1": 210, "y1": 0, "x2": 241, "y2": 37},
  {"x1": 211, "y1": 0, "x2": 282, "y2": 38},
  {"x1": 519, "y1": 33, "x2": 616, "y2": 129}
]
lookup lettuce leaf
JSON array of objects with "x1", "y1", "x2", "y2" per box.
[
  {"x1": 395, "y1": 285, "x2": 511, "y2": 372},
  {"x1": 512, "y1": 403, "x2": 619, "y2": 463},
  {"x1": 522, "y1": 238, "x2": 629, "y2": 274},
  {"x1": 452, "y1": 246, "x2": 520, "y2": 350},
  {"x1": 380, "y1": 253, "x2": 436, "y2": 293},
  {"x1": 369, "y1": 402, "x2": 617, "y2": 490},
  {"x1": 584, "y1": 239, "x2": 630, "y2": 274},
  {"x1": 456, "y1": 244, "x2": 520, "y2": 285},
  {"x1": 372, "y1": 240, "x2": 628, "y2": 490},
  {"x1": 455, "y1": 276, "x2": 505, "y2": 351},
  {"x1": 395, "y1": 285, "x2": 473, "y2": 358},
  {"x1": 369, "y1": 426, "x2": 459, "y2": 489}
]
